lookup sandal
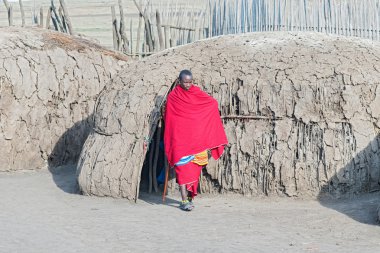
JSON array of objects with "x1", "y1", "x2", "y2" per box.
[{"x1": 180, "y1": 200, "x2": 194, "y2": 211}]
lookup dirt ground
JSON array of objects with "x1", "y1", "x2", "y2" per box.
[{"x1": 0, "y1": 166, "x2": 379, "y2": 253}]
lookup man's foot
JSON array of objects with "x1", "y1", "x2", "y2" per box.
[
  {"x1": 187, "y1": 197, "x2": 194, "y2": 207},
  {"x1": 180, "y1": 200, "x2": 194, "y2": 211}
]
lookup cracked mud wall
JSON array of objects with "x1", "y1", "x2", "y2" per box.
[
  {"x1": 0, "y1": 27, "x2": 127, "y2": 171},
  {"x1": 77, "y1": 32, "x2": 380, "y2": 200}
]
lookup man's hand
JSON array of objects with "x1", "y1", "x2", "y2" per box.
[
  {"x1": 207, "y1": 149, "x2": 211, "y2": 159},
  {"x1": 161, "y1": 101, "x2": 166, "y2": 118}
]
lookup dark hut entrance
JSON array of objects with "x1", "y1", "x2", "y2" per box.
[
  {"x1": 140, "y1": 119, "x2": 166, "y2": 193},
  {"x1": 139, "y1": 82, "x2": 177, "y2": 197},
  {"x1": 139, "y1": 118, "x2": 180, "y2": 197}
]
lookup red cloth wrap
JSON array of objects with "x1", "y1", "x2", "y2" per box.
[
  {"x1": 175, "y1": 163, "x2": 202, "y2": 197},
  {"x1": 164, "y1": 85, "x2": 228, "y2": 192}
]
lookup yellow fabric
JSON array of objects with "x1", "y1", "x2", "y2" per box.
[{"x1": 191, "y1": 150, "x2": 208, "y2": 166}]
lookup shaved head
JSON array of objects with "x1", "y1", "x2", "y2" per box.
[{"x1": 179, "y1": 69, "x2": 192, "y2": 81}]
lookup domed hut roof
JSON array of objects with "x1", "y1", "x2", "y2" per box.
[
  {"x1": 77, "y1": 32, "x2": 380, "y2": 200},
  {"x1": 0, "y1": 27, "x2": 128, "y2": 171}
]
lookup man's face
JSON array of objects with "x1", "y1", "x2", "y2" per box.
[{"x1": 179, "y1": 75, "x2": 193, "y2": 91}]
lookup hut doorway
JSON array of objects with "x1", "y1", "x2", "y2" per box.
[
  {"x1": 139, "y1": 80, "x2": 178, "y2": 196},
  {"x1": 139, "y1": 119, "x2": 178, "y2": 196},
  {"x1": 140, "y1": 119, "x2": 164, "y2": 193}
]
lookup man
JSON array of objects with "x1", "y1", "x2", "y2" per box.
[{"x1": 164, "y1": 70, "x2": 228, "y2": 211}]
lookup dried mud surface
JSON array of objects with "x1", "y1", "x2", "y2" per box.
[
  {"x1": 0, "y1": 27, "x2": 127, "y2": 171},
  {"x1": 77, "y1": 32, "x2": 380, "y2": 201}
]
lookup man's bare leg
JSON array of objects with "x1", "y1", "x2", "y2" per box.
[
  {"x1": 179, "y1": 185, "x2": 187, "y2": 201},
  {"x1": 179, "y1": 184, "x2": 194, "y2": 211}
]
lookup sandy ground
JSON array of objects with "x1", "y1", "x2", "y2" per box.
[{"x1": 1, "y1": 166, "x2": 379, "y2": 253}]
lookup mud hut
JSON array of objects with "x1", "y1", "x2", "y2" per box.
[
  {"x1": 77, "y1": 32, "x2": 380, "y2": 201},
  {"x1": 0, "y1": 27, "x2": 128, "y2": 171}
]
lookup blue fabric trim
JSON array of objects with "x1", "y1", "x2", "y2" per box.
[{"x1": 175, "y1": 155, "x2": 195, "y2": 166}]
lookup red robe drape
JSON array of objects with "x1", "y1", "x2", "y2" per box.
[{"x1": 164, "y1": 84, "x2": 228, "y2": 195}]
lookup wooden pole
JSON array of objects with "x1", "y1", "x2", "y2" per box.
[
  {"x1": 200, "y1": 6, "x2": 206, "y2": 39},
  {"x1": 50, "y1": 0, "x2": 65, "y2": 32},
  {"x1": 3, "y1": 0, "x2": 9, "y2": 10},
  {"x1": 144, "y1": 21, "x2": 153, "y2": 52},
  {"x1": 51, "y1": 9, "x2": 59, "y2": 31},
  {"x1": 164, "y1": 25, "x2": 170, "y2": 49},
  {"x1": 148, "y1": 138, "x2": 154, "y2": 193},
  {"x1": 3, "y1": 1, "x2": 10, "y2": 26},
  {"x1": 376, "y1": 0, "x2": 380, "y2": 40},
  {"x1": 46, "y1": 7, "x2": 52, "y2": 29},
  {"x1": 162, "y1": 163, "x2": 170, "y2": 202},
  {"x1": 249, "y1": 0, "x2": 254, "y2": 32},
  {"x1": 160, "y1": 24, "x2": 196, "y2": 31},
  {"x1": 19, "y1": 0, "x2": 25, "y2": 27},
  {"x1": 156, "y1": 9, "x2": 164, "y2": 50},
  {"x1": 133, "y1": 0, "x2": 154, "y2": 52},
  {"x1": 199, "y1": 167, "x2": 203, "y2": 194},
  {"x1": 59, "y1": 0, "x2": 74, "y2": 35},
  {"x1": 59, "y1": 6, "x2": 67, "y2": 33},
  {"x1": 209, "y1": 0, "x2": 213, "y2": 37},
  {"x1": 40, "y1": 7, "x2": 44, "y2": 28},
  {"x1": 221, "y1": 115, "x2": 283, "y2": 120},
  {"x1": 152, "y1": 120, "x2": 162, "y2": 193},
  {"x1": 144, "y1": 16, "x2": 154, "y2": 52},
  {"x1": 130, "y1": 19, "x2": 133, "y2": 56},
  {"x1": 190, "y1": 4, "x2": 196, "y2": 40},
  {"x1": 371, "y1": 0, "x2": 375, "y2": 39},
  {"x1": 354, "y1": 0, "x2": 359, "y2": 37},
  {"x1": 8, "y1": 4, "x2": 13, "y2": 26},
  {"x1": 334, "y1": 0, "x2": 338, "y2": 34},
  {"x1": 165, "y1": 155, "x2": 174, "y2": 194},
  {"x1": 143, "y1": 41, "x2": 146, "y2": 56},
  {"x1": 136, "y1": 13, "x2": 143, "y2": 59},
  {"x1": 111, "y1": 5, "x2": 120, "y2": 51},
  {"x1": 118, "y1": 0, "x2": 130, "y2": 53},
  {"x1": 51, "y1": 16, "x2": 59, "y2": 31}
]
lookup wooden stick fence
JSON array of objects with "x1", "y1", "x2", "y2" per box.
[
  {"x1": 111, "y1": 0, "x2": 380, "y2": 58},
  {"x1": 1, "y1": 0, "x2": 73, "y2": 35},
  {"x1": 1, "y1": 0, "x2": 379, "y2": 56},
  {"x1": 207, "y1": 0, "x2": 380, "y2": 41}
]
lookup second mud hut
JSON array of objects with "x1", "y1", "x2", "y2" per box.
[{"x1": 77, "y1": 32, "x2": 380, "y2": 201}]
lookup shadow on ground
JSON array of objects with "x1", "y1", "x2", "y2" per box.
[
  {"x1": 139, "y1": 191, "x2": 181, "y2": 208},
  {"x1": 318, "y1": 134, "x2": 380, "y2": 225},
  {"x1": 48, "y1": 165, "x2": 79, "y2": 194},
  {"x1": 45, "y1": 105, "x2": 380, "y2": 224},
  {"x1": 47, "y1": 115, "x2": 93, "y2": 194}
]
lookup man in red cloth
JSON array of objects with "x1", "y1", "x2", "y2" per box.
[{"x1": 164, "y1": 70, "x2": 228, "y2": 211}]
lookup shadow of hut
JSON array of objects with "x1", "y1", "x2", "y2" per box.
[
  {"x1": 318, "y1": 133, "x2": 380, "y2": 225},
  {"x1": 48, "y1": 115, "x2": 93, "y2": 194}
]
